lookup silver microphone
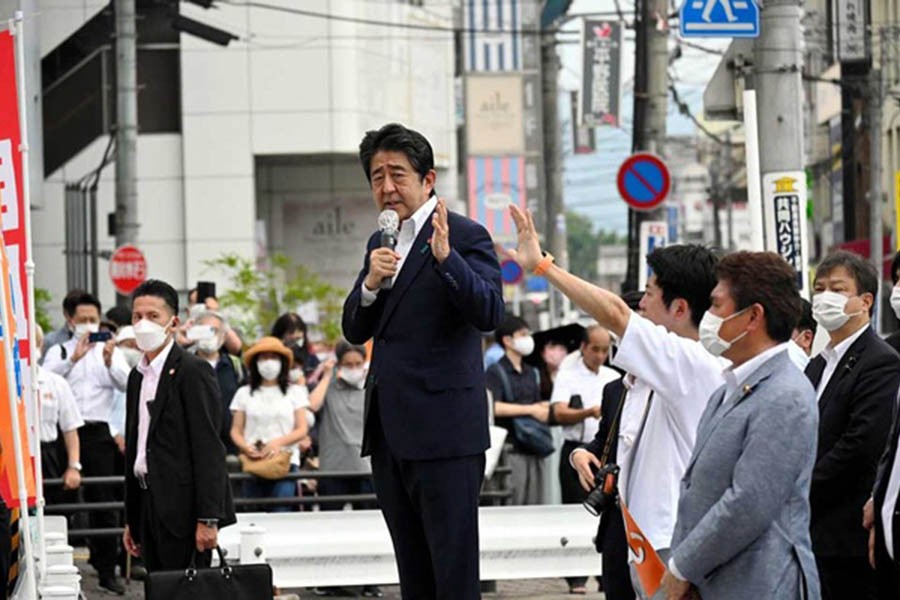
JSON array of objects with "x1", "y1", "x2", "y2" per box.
[{"x1": 377, "y1": 209, "x2": 400, "y2": 290}]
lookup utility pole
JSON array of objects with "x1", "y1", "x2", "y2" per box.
[
  {"x1": 625, "y1": 0, "x2": 668, "y2": 291},
  {"x1": 724, "y1": 131, "x2": 734, "y2": 249},
  {"x1": 869, "y1": 29, "x2": 884, "y2": 334},
  {"x1": 542, "y1": 27, "x2": 568, "y2": 325},
  {"x1": 114, "y1": 0, "x2": 138, "y2": 307}
]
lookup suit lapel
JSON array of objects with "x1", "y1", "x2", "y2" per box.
[
  {"x1": 686, "y1": 354, "x2": 780, "y2": 474},
  {"x1": 147, "y1": 344, "x2": 183, "y2": 439},
  {"x1": 805, "y1": 356, "x2": 826, "y2": 390},
  {"x1": 817, "y1": 328, "x2": 870, "y2": 412},
  {"x1": 376, "y1": 213, "x2": 435, "y2": 335}
]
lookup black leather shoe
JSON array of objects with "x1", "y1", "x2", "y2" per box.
[{"x1": 98, "y1": 575, "x2": 126, "y2": 595}]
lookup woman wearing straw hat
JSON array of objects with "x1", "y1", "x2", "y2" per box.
[{"x1": 230, "y1": 337, "x2": 310, "y2": 511}]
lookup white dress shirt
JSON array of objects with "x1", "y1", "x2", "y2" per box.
[
  {"x1": 816, "y1": 323, "x2": 869, "y2": 400},
  {"x1": 550, "y1": 358, "x2": 620, "y2": 443},
  {"x1": 604, "y1": 312, "x2": 727, "y2": 551},
  {"x1": 786, "y1": 340, "x2": 810, "y2": 372},
  {"x1": 230, "y1": 384, "x2": 310, "y2": 465},
  {"x1": 36, "y1": 366, "x2": 84, "y2": 443},
  {"x1": 134, "y1": 339, "x2": 175, "y2": 477},
  {"x1": 360, "y1": 195, "x2": 438, "y2": 307},
  {"x1": 42, "y1": 336, "x2": 130, "y2": 423},
  {"x1": 881, "y1": 387, "x2": 900, "y2": 559}
]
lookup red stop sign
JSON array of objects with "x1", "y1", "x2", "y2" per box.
[{"x1": 109, "y1": 245, "x2": 147, "y2": 295}]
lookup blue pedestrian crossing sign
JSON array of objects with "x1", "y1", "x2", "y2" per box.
[{"x1": 679, "y1": 0, "x2": 759, "y2": 38}]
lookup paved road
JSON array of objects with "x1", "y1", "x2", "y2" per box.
[{"x1": 76, "y1": 553, "x2": 605, "y2": 599}]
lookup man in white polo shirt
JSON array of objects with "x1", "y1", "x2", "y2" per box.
[{"x1": 510, "y1": 205, "x2": 725, "y2": 598}]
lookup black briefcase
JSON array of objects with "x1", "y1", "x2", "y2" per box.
[{"x1": 144, "y1": 547, "x2": 274, "y2": 600}]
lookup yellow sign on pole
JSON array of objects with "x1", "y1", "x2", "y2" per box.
[{"x1": 895, "y1": 171, "x2": 900, "y2": 250}]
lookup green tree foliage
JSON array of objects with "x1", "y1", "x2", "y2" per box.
[
  {"x1": 203, "y1": 253, "x2": 346, "y2": 344},
  {"x1": 34, "y1": 287, "x2": 52, "y2": 333},
  {"x1": 566, "y1": 211, "x2": 626, "y2": 282}
]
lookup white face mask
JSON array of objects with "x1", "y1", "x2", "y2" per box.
[
  {"x1": 120, "y1": 347, "x2": 142, "y2": 368},
  {"x1": 812, "y1": 290, "x2": 862, "y2": 332},
  {"x1": 511, "y1": 335, "x2": 535, "y2": 357},
  {"x1": 189, "y1": 303, "x2": 207, "y2": 320},
  {"x1": 289, "y1": 368, "x2": 303, "y2": 383},
  {"x1": 339, "y1": 367, "x2": 367, "y2": 389},
  {"x1": 196, "y1": 337, "x2": 223, "y2": 354},
  {"x1": 699, "y1": 308, "x2": 749, "y2": 357},
  {"x1": 257, "y1": 358, "x2": 282, "y2": 382},
  {"x1": 187, "y1": 324, "x2": 215, "y2": 342},
  {"x1": 133, "y1": 318, "x2": 171, "y2": 353},
  {"x1": 891, "y1": 286, "x2": 900, "y2": 320},
  {"x1": 74, "y1": 322, "x2": 99, "y2": 337}
]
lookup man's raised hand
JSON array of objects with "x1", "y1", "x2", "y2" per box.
[{"x1": 508, "y1": 204, "x2": 544, "y2": 272}]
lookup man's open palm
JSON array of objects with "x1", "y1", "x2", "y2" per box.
[{"x1": 508, "y1": 204, "x2": 544, "y2": 272}]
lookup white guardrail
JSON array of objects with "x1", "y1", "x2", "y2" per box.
[{"x1": 216, "y1": 505, "x2": 603, "y2": 588}]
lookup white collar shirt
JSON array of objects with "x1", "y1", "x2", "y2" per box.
[
  {"x1": 816, "y1": 323, "x2": 869, "y2": 400},
  {"x1": 36, "y1": 366, "x2": 84, "y2": 443},
  {"x1": 881, "y1": 387, "x2": 900, "y2": 559},
  {"x1": 611, "y1": 312, "x2": 728, "y2": 551},
  {"x1": 550, "y1": 358, "x2": 621, "y2": 443},
  {"x1": 360, "y1": 195, "x2": 438, "y2": 307},
  {"x1": 133, "y1": 339, "x2": 175, "y2": 477},
  {"x1": 721, "y1": 343, "x2": 790, "y2": 405},
  {"x1": 40, "y1": 336, "x2": 130, "y2": 423}
]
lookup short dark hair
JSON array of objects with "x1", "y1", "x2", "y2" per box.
[
  {"x1": 796, "y1": 298, "x2": 816, "y2": 335},
  {"x1": 815, "y1": 250, "x2": 878, "y2": 315},
  {"x1": 131, "y1": 280, "x2": 179, "y2": 316},
  {"x1": 335, "y1": 340, "x2": 366, "y2": 362},
  {"x1": 646, "y1": 244, "x2": 719, "y2": 328},
  {"x1": 495, "y1": 315, "x2": 530, "y2": 346},
  {"x1": 891, "y1": 250, "x2": 900, "y2": 285},
  {"x1": 621, "y1": 290, "x2": 644, "y2": 312},
  {"x1": 715, "y1": 251, "x2": 801, "y2": 343},
  {"x1": 105, "y1": 305, "x2": 132, "y2": 328},
  {"x1": 69, "y1": 291, "x2": 101, "y2": 315},
  {"x1": 63, "y1": 289, "x2": 88, "y2": 317},
  {"x1": 271, "y1": 312, "x2": 308, "y2": 340},
  {"x1": 358, "y1": 123, "x2": 435, "y2": 184}
]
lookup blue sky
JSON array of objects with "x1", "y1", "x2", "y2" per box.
[{"x1": 558, "y1": 0, "x2": 730, "y2": 235}]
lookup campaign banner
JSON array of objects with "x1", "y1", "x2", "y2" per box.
[
  {"x1": 580, "y1": 19, "x2": 623, "y2": 127},
  {"x1": 621, "y1": 501, "x2": 665, "y2": 597},
  {"x1": 468, "y1": 156, "x2": 527, "y2": 244},
  {"x1": 0, "y1": 31, "x2": 31, "y2": 365},
  {"x1": 763, "y1": 172, "x2": 810, "y2": 297}
]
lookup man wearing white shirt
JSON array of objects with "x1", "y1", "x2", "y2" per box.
[
  {"x1": 41, "y1": 291, "x2": 130, "y2": 594},
  {"x1": 550, "y1": 324, "x2": 619, "y2": 594},
  {"x1": 805, "y1": 251, "x2": 900, "y2": 600},
  {"x1": 509, "y1": 206, "x2": 724, "y2": 598}
]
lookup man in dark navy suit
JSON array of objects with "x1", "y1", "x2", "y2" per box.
[{"x1": 342, "y1": 123, "x2": 504, "y2": 599}]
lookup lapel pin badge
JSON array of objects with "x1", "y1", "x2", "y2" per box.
[
  {"x1": 741, "y1": 384, "x2": 752, "y2": 396},
  {"x1": 168, "y1": 368, "x2": 175, "y2": 375}
]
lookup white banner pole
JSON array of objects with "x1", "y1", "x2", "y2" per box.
[{"x1": 743, "y1": 90, "x2": 765, "y2": 251}]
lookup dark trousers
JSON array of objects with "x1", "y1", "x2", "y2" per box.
[
  {"x1": 0, "y1": 498, "x2": 9, "y2": 598},
  {"x1": 875, "y1": 527, "x2": 900, "y2": 599},
  {"x1": 369, "y1": 410, "x2": 485, "y2": 600},
  {"x1": 138, "y1": 489, "x2": 211, "y2": 572},
  {"x1": 599, "y1": 506, "x2": 635, "y2": 600},
  {"x1": 318, "y1": 475, "x2": 376, "y2": 511},
  {"x1": 817, "y1": 555, "x2": 876, "y2": 600},
  {"x1": 79, "y1": 422, "x2": 119, "y2": 577},
  {"x1": 560, "y1": 440, "x2": 592, "y2": 590}
]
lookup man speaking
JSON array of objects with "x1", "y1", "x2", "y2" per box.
[{"x1": 342, "y1": 123, "x2": 504, "y2": 599}]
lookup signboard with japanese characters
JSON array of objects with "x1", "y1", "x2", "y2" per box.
[
  {"x1": 763, "y1": 172, "x2": 810, "y2": 297},
  {"x1": 580, "y1": 19, "x2": 623, "y2": 127},
  {"x1": 836, "y1": 0, "x2": 868, "y2": 63}
]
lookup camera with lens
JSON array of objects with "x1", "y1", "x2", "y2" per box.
[{"x1": 582, "y1": 463, "x2": 620, "y2": 517}]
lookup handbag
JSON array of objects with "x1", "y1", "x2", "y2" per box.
[
  {"x1": 489, "y1": 363, "x2": 555, "y2": 457},
  {"x1": 145, "y1": 547, "x2": 273, "y2": 600},
  {"x1": 239, "y1": 448, "x2": 291, "y2": 480}
]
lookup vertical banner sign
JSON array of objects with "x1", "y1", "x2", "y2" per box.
[
  {"x1": 638, "y1": 221, "x2": 668, "y2": 290},
  {"x1": 620, "y1": 501, "x2": 665, "y2": 597},
  {"x1": 836, "y1": 0, "x2": 867, "y2": 63},
  {"x1": 0, "y1": 236, "x2": 35, "y2": 509},
  {"x1": 763, "y1": 173, "x2": 810, "y2": 297},
  {"x1": 465, "y1": 0, "x2": 525, "y2": 72},
  {"x1": 579, "y1": 19, "x2": 622, "y2": 127},
  {"x1": 0, "y1": 32, "x2": 30, "y2": 365},
  {"x1": 895, "y1": 171, "x2": 900, "y2": 251},
  {"x1": 570, "y1": 91, "x2": 595, "y2": 154},
  {"x1": 468, "y1": 156, "x2": 527, "y2": 244},
  {"x1": 829, "y1": 117, "x2": 844, "y2": 245}
]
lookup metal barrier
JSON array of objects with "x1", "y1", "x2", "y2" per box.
[{"x1": 42, "y1": 467, "x2": 513, "y2": 539}]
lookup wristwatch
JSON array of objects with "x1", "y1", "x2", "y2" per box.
[
  {"x1": 68, "y1": 462, "x2": 82, "y2": 471},
  {"x1": 198, "y1": 519, "x2": 219, "y2": 528}
]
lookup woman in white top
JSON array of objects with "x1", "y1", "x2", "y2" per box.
[{"x1": 230, "y1": 337, "x2": 309, "y2": 512}]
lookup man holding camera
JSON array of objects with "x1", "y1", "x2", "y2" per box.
[
  {"x1": 43, "y1": 291, "x2": 131, "y2": 594},
  {"x1": 509, "y1": 206, "x2": 724, "y2": 599}
]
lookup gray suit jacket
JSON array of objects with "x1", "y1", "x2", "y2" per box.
[{"x1": 670, "y1": 350, "x2": 821, "y2": 600}]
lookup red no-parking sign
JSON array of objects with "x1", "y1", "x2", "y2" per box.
[{"x1": 109, "y1": 245, "x2": 147, "y2": 295}]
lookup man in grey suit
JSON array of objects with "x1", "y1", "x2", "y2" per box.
[{"x1": 661, "y1": 252, "x2": 821, "y2": 600}]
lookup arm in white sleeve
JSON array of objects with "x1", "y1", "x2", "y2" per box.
[{"x1": 360, "y1": 280, "x2": 379, "y2": 308}]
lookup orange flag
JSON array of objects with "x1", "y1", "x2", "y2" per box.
[
  {"x1": 621, "y1": 500, "x2": 666, "y2": 598},
  {"x1": 0, "y1": 238, "x2": 34, "y2": 509}
]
